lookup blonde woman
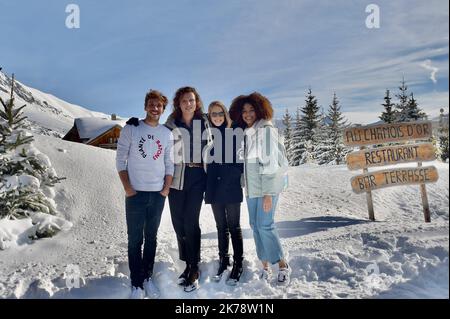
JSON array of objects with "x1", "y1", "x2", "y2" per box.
[{"x1": 205, "y1": 101, "x2": 244, "y2": 285}]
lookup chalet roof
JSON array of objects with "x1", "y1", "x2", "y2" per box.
[{"x1": 75, "y1": 117, "x2": 126, "y2": 141}]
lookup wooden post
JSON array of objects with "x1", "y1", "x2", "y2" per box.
[
  {"x1": 418, "y1": 162, "x2": 431, "y2": 223},
  {"x1": 361, "y1": 146, "x2": 375, "y2": 221}
]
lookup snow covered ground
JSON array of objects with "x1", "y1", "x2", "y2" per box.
[{"x1": 0, "y1": 133, "x2": 448, "y2": 299}]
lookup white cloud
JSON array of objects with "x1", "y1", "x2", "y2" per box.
[{"x1": 420, "y1": 60, "x2": 439, "y2": 83}]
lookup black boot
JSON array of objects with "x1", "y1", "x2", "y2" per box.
[
  {"x1": 177, "y1": 263, "x2": 190, "y2": 286},
  {"x1": 212, "y1": 257, "x2": 230, "y2": 282},
  {"x1": 184, "y1": 264, "x2": 200, "y2": 292},
  {"x1": 226, "y1": 260, "x2": 243, "y2": 286}
]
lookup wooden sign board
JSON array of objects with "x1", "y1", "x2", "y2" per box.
[
  {"x1": 351, "y1": 166, "x2": 438, "y2": 194},
  {"x1": 344, "y1": 121, "x2": 432, "y2": 146},
  {"x1": 346, "y1": 143, "x2": 436, "y2": 170}
]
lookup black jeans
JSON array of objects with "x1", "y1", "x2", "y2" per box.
[
  {"x1": 211, "y1": 203, "x2": 243, "y2": 262},
  {"x1": 126, "y1": 191, "x2": 165, "y2": 288},
  {"x1": 168, "y1": 167, "x2": 206, "y2": 265}
]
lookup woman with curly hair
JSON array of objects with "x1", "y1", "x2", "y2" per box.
[
  {"x1": 165, "y1": 86, "x2": 213, "y2": 292},
  {"x1": 229, "y1": 92, "x2": 290, "y2": 284}
]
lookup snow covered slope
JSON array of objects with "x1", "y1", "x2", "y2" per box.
[
  {"x1": 0, "y1": 72, "x2": 111, "y2": 136},
  {"x1": 0, "y1": 134, "x2": 447, "y2": 299}
]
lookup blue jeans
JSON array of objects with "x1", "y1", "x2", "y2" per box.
[
  {"x1": 246, "y1": 195, "x2": 284, "y2": 264},
  {"x1": 125, "y1": 191, "x2": 165, "y2": 288}
]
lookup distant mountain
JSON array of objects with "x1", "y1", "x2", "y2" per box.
[{"x1": 0, "y1": 72, "x2": 113, "y2": 137}]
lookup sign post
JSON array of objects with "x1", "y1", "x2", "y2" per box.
[
  {"x1": 418, "y1": 162, "x2": 431, "y2": 223},
  {"x1": 344, "y1": 121, "x2": 438, "y2": 222},
  {"x1": 360, "y1": 146, "x2": 375, "y2": 221}
]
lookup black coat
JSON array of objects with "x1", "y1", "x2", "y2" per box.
[{"x1": 205, "y1": 123, "x2": 243, "y2": 204}]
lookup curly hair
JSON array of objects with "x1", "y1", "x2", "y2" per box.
[
  {"x1": 229, "y1": 92, "x2": 274, "y2": 128},
  {"x1": 144, "y1": 89, "x2": 169, "y2": 110},
  {"x1": 170, "y1": 86, "x2": 204, "y2": 120}
]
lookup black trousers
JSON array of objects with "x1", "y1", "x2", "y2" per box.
[
  {"x1": 168, "y1": 167, "x2": 206, "y2": 265},
  {"x1": 211, "y1": 203, "x2": 243, "y2": 262},
  {"x1": 126, "y1": 191, "x2": 165, "y2": 288}
]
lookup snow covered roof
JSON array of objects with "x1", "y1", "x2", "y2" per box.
[{"x1": 74, "y1": 117, "x2": 126, "y2": 140}]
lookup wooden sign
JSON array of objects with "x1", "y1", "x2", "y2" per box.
[
  {"x1": 351, "y1": 166, "x2": 438, "y2": 194},
  {"x1": 344, "y1": 121, "x2": 432, "y2": 146},
  {"x1": 345, "y1": 120, "x2": 439, "y2": 222},
  {"x1": 346, "y1": 143, "x2": 436, "y2": 170}
]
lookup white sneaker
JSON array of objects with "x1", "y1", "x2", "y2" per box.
[
  {"x1": 130, "y1": 286, "x2": 145, "y2": 299},
  {"x1": 260, "y1": 267, "x2": 271, "y2": 281},
  {"x1": 277, "y1": 264, "x2": 291, "y2": 284},
  {"x1": 143, "y1": 278, "x2": 161, "y2": 299},
  {"x1": 183, "y1": 270, "x2": 200, "y2": 293}
]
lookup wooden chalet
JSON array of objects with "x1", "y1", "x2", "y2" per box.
[{"x1": 62, "y1": 116, "x2": 125, "y2": 150}]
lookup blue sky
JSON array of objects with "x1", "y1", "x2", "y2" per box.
[{"x1": 1, "y1": 0, "x2": 448, "y2": 124}]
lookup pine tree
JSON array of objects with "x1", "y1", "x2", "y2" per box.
[
  {"x1": 406, "y1": 93, "x2": 427, "y2": 121},
  {"x1": 327, "y1": 93, "x2": 349, "y2": 164},
  {"x1": 438, "y1": 108, "x2": 449, "y2": 162},
  {"x1": 0, "y1": 74, "x2": 64, "y2": 220},
  {"x1": 281, "y1": 109, "x2": 293, "y2": 165},
  {"x1": 380, "y1": 89, "x2": 396, "y2": 123},
  {"x1": 312, "y1": 109, "x2": 333, "y2": 165},
  {"x1": 289, "y1": 89, "x2": 321, "y2": 165},
  {"x1": 313, "y1": 93, "x2": 350, "y2": 165},
  {"x1": 300, "y1": 88, "x2": 320, "y2": 141},
  {"x1": 395, "y1": 77, "x2": 410, "y2": 122},
  {"x1": 289, "y1": 108, "x2": 307, "y2": 166}
]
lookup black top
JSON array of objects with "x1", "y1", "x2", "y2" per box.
[
  {"x1": 174, "y1": 116, "x2": 208, "y2": 164},
  {"x1": 205, "y1": 123, "x2": 243, "y2": 204}
]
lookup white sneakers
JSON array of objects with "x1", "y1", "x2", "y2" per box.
[
  {"x1": 143, "y1": 278, "x2": 161, "y2": 299},
  {"x1": 277, "y1": 264, "x2": 291, "y2": 284},
  {"x1": 260, "y1": 263, "x2": 292, "y2": 284},
  {"x1": 130, "y1": 286, "x2": 145, "y2": 299},
  {"x1": 129, "y1": 277, "x2": 161, "y2": 299},
  {"x1": 260, "y1": 267, "x2": 272, "y2": 281}
]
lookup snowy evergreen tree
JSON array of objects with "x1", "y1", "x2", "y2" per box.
[
  {"x1": 406, "y1": 93, "x2": 427, "y2": 121},
  {"x1": 379, "y1": 89, "x2": 396, "y2": 123},
  {"x1": 282, "y1": 109, "x2": 293, "y2": 165},
  {"x1": 438, "y1": 108, "x2": 449, "y2": 162},
  {"x1": 0, "y1": 74, "x2": 64, "y2": 224},
  {"x1": 289, "y1": 108, "x2": 307, "y2": 166},
  {"x1": 312, "y1": 109, "x2": 333, "y2": 165},
  {"x1": 313, "y1": 93, "x2": 350, "y2": 165},
  {"x1": 300, "y1": 88, "x2": 320, "y2": 141},
  {"x1": 290, "y1": 89, "x2": 320, "y2": 165},
  {"x1": 395, "y1": 77, "x2": 410, "y2": 122}
]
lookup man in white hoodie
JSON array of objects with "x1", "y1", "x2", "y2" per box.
[{"x1": 116, "y1": 90, "x2": 174, "y2": 299}]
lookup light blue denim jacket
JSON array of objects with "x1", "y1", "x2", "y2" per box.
[{"x1": 241, "y1": 120, "x2": 288, "y2": 198}]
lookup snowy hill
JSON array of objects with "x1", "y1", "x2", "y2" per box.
[
  {"x1": 0, "y1": 133, "x2": 448, "y2": 299},
  {"x1": 0, "y1": 72, "x2": 112, "y2": 136}
]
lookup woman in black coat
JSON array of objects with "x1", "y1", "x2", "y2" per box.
[{"x1": 205, "y1": 101, "x2": 244, "y2": 286}]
